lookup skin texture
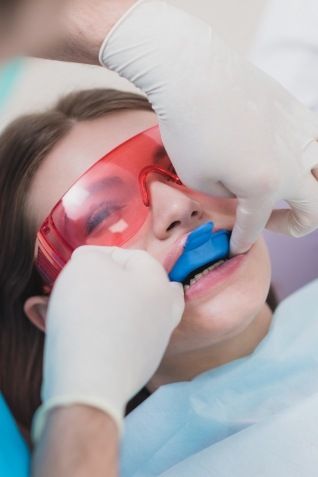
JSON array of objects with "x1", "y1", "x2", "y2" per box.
[
  {"x1": 49, "y1": 0, "x2": 137, "y2": 63},
  {"x1": 0, "y1": 0, "x2": 135, "y2": 62},
  {"x1": 0, "y1": 0, "x2": 65, "y2": 60},
  {"x1": 25, "y1": 109, "x2": 272, "y2": 389},
  {"x1": 32, "y1": 405, "x2": 119, "y2": 477}
]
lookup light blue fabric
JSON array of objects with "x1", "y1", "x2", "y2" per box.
[
  {"x1": 0, "y1": 394, "x2": 30, "y2": 477},
  {"x1": 121, "y1": 279, "x2": 318, "y2": 476}
]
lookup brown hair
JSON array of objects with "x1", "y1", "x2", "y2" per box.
[{"x1": 0, "y1": 88, "x2": 153, "y2": 438}]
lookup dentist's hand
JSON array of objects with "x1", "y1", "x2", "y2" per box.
[
  {"x1": 100, "y1": 0, "x2": 318, "y2": 254},
  {"x1": 32, "y1": 246, "x2": 184, "y2": 441}
]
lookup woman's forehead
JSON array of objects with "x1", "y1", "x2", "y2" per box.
[{"x1": 28, "y1": 110, "x2": 157, "y2": 229}]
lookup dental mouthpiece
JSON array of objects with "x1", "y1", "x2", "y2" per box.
[{"x1": 168, "y1": 222, "x2": 231, "y2": 283}]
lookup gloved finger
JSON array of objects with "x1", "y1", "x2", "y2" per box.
[
  {"x1": 266, "y1": 176, "x2": 318, "y2": 237},
  {"x1": 169, "y1": 282, "x2": 185, "y2": 327},
  {"x1": 71, "y1": 245, "x2": 142, "y2": 269},
  {"x1": 170, "y1": 281, "x2": 184, "y2": 294},
  {"x1": 178, "y1": 170, "x2": 235, "y2": 198},
  {"x1": 302, "y1": 140, "x2": 318, "y2": 171},
  {"x1": 111, "y1": 249, "x2": 170, "y2": 281},
  {"x1": 71, "y1": 244, "x2": 119, "y2": 261},
  {"x1": 230, "y1": 196, "x2": 275, "y2": 256},
  {"x1": 71, "y1": 246, "x2": 168, "y2": 283}
]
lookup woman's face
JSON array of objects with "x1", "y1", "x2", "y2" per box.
[{"x1": 28, "y1": 109, "x2": 271, "y2": 358}]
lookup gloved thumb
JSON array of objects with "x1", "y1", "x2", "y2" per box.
[
  {"x1": 71, "y1": 245, "x2": 135, "y2": 268},
  {"x1": 169, "y1": 281, "x2": 185, "y2": 327},
  {"x1": 230, "y1": 196, "x2": 275, "y2": 255}
]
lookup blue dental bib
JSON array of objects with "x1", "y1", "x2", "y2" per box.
[{"x1": 168, "y1": 222, "x2": 231, "y2": 283}]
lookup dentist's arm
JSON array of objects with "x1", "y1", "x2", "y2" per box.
[
  {"x1": 31, "y1": 246, "x2": 184, "y2": 477},
  {"x1": 38, "y1": 0, "x2": 136, "y2": 64},
  {"x1": 0, "y1": 0, "x2": 135, "y2": 60},
  {"x1": 32, "y1": 406, "x2": 119, "y2": 477}
]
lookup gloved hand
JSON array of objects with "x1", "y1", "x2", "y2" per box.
[
  {"x1": 32, "y1": 246, "x2": 184, "y2": 441},
  {"x1": 100, "y1": 0, "x2": 318, "y2": 255}
]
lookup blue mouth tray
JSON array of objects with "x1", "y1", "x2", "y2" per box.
[{"x1": 168, "y1": 222, "x2": 231, "y2": 283}]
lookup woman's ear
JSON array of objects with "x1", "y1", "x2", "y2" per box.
[{"x1": 24, "y1": 296, "x2": 49, "y2": 332}]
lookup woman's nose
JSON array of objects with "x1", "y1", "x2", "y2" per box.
[{"x1": 149, "y1": 180, "x2": 203, "y2": 240}]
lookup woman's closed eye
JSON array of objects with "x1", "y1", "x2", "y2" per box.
[{"x1": 86, "y1": 202, "x2": 126, "y2": 235}]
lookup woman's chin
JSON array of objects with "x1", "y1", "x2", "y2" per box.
[
  {"x1": 173, "y1": 240, "x2": 271, "y2": 347},
  {"x1": 169, "y1": 295, "x2": 267, "y2": 356}
]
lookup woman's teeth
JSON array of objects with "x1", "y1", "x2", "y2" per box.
[{"x1": 184, "y1": 260, "x2": 225, "y2": 290}]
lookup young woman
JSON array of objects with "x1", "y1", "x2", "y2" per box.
[{"x1": 3, "y1": 88, "x2": 316, "y2": 476}]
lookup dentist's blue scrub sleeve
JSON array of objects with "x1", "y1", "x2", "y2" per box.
[
  {"x1": 121, "y1": 279, "x2": 318, "y2": 477},
  {"x1": 0, "y1": 394, "x2": 30, "y2": 476}
]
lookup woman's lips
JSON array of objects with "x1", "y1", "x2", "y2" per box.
[
  {"x1": 184, "y1": 252, "x2": 247, "y2": 301},
  {"x1": 163, "y1": 235, "x2": 188, "y2": 273}
]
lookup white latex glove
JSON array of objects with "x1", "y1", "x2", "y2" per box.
[
  {"x1": 32, "y1": 246, "x2": 184, "y2": 441},
  {"x1": 99, "y1": 0, "x2": 318, "y2": 255}
]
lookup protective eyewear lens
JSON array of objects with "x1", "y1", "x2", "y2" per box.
[{"x1": 36, "y1": 126, "x2": 181, "y2": 288}]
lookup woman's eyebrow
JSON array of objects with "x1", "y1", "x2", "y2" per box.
[
  {"x1": 85, "y1": 147, "x2": 167, "y2": 194},
  {"x1": 87, "y1": 176, "x2": 124, "y2": 194}
]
